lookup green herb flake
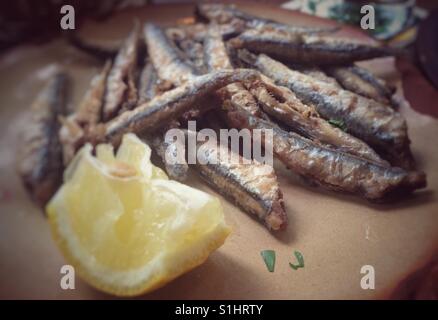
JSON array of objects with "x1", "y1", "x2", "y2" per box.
[
  {"x1": 328, "y1": 119, "x2": 347, "y2": 131},
  {"x1": 261, "y1": 250, "x2": 276, "y2": 272},
  {"x1": 289, "y1": 251, "x2": 304, "y2": 270}
]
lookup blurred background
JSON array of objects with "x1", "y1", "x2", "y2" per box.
[
  {"x1": 1, "y1": 0, "x2": 436, "y2": 115},
  {"x1": 1, "y1": 0, "x2": 437, "y2": 49}
]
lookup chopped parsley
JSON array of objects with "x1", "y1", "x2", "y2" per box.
[
  {"x1": 328, "y1": 119, "x2": 347, "y2": 131},
  {"x1": 261, "y1": 250, "x2": 276, "y2": 272},
  {"x1": 289, "y1": 251, "x2": 304, "y2": 270}
]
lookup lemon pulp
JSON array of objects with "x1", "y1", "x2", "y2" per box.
[{"x1": 47, "y1": 134, "x2": 230, "y2": 296}]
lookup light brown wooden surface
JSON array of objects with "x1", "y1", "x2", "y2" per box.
[{"x1": 0, "y1": 3, "x2": 437, "y2": 299}]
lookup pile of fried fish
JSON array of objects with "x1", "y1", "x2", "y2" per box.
[{"x1": 18, "y1": 4, "x2": 427, "y2": 232}]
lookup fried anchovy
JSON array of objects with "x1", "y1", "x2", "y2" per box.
[
  {"x1": 166, "y1": 26, "x2": 206, "y2": 74},
  {"x1": 203, "y1": 28, "x2": 268, "y2": 119},
  {"x1": 143, "y1": 26, "x2": 216, "y2": 181},
  {"x1": 144, "y1": 25, "x2": 204, "y2": 181},
  {"x1": 195, "y1": 3, "x2": 253, "y2": 25},
  {"x1": 166, "y1": 23, "x2": 245, "y2": 43},
  {"x1": 195, "y1": 3, "x2": 338, "y2": 35},
  {"x1": 59, "y1": 115, "x2": 84, "y2": 166},
  {"x1": 144, "y1": 23, "x2": 199, "y2": 86},
  {"x1": 66, "y1": 32, "x2": 119, "y2": 60},
  {"x1": 217, "y1": 82, "x2": 266, "y2": 118},
  {"x1": 245, "y1": 76, "x2": 388, "y2": 165},
  {"x1": 59, "y1": 62, "x2": 111, "y2": 165},
  {"x1": 149, "y1": 131, "x2": 189, "y2": 182},
  {"x1": 102, "y1": 25, "x2": 140, "y2": 121},
  {"x1": 204, "y1": 25, "x2": 234, "y2": 72},
  {"x1": 224, "y1": 105, "x2": 426, "y2": 200},
  {"x1": 17, "y1": 72, "x2": 68, "y2": 206},
  {"x1": 177, "y1": 38, "x2": 207, "y2": 74},
  {"x1": 137, "y1": 61, "x2": 161, "y2": 104},
  {"x1": 324, "y1": 64, "x2": 396, "y2": 106},
  {"x1": 230, "y1": 29, "x2": 396, "y2": 65},
  {"x1": 243, "y1": 52, "x2": 415, "y2": 169},
  {"x1": 99, "y1": 69, "x2": 259, "y2": 146},
  {"x1": 137, "y1": 62, "x2": 190, "y2": 180},
  {"x1": 188, "y1": 130, "x2": 287, "y2": 230},
  {"x1": 75, "y1": 61, "x2": 111, "y2": 126},
  {"x1": 250, "y1": 21, "x2": 340, "y2": 36},
  {"x1": 293, "y1": 65, "x2": 341, "y2": 87}
]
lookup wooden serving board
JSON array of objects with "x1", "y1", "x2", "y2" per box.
[{"x1": 0, "y1": 3, "x2": 437, "y2": 299}]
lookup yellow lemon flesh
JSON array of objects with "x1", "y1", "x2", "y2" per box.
[{"x1": 46, "y1": 134, "x2": 230, "y2": 296}]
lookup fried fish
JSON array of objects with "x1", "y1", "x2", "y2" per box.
[
  {"x1": 166, "y1": 23, "x2": 245, "y2": 43},
  {"x1": 102, "y1": 24, "x2": 140, "y2": 121},
  {"x1": 204, "y1": 25, "x2": 234, "y2": 72},
  {"x1": 230, "y1": 29, "x2": 396, "y2": 65},
  {"x1": 245, "y1": 75, "x2": 388, "y2": 165},
  {"x1": 242, "y1": 52, "x2": 415, "y2": 169},
  {"x1": 149, "y1": 131, "x2": 189, "y2": 182},
  {"x1": 137, "y1": 61, "x2": 161, "y2": 104},
  {"x1": 177, "y1": 38, "x2": 207, "y2": 74},
  {"x1": 188, "y1": 130, "x2": 287, "y2": 230},
  {"x1": 59, "y1": 62, "x2": 112, "y2": 165},
  {"x1": 75, "y1": 60, "x2": 112, "y2": 126},
  {"x1": 144, "y1": 23, "x2": 199, "y2": 86},
  {"x1": 195, "y1": 3, "x2": 338, "y2": 35},
  {"x1": 224, "y1": 104, "x2": 426, "y2": 200},
  {"x1": 100, "y1": 69, "x2": 260, "y2": 146},
  {"x1": 293, "y1": 65, "x2": 341, "y2": 87},
  {"x1": 324, "y1": 64, "x2": 396, "y2": 106},
  {"x1": 18, "y1": 72, "x2": 68, "y2": 206},
  {"x1": 202, "y1": 27, "x2": 268, "y2": 119}
]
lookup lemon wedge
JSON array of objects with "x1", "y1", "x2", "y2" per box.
[{"x1": 46, "y1": 133, "x2": 230, "y2": 296}]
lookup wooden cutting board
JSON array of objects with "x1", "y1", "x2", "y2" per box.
[{"x1": 0, "y1": 3, "x2": 437, "y2": 299}]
